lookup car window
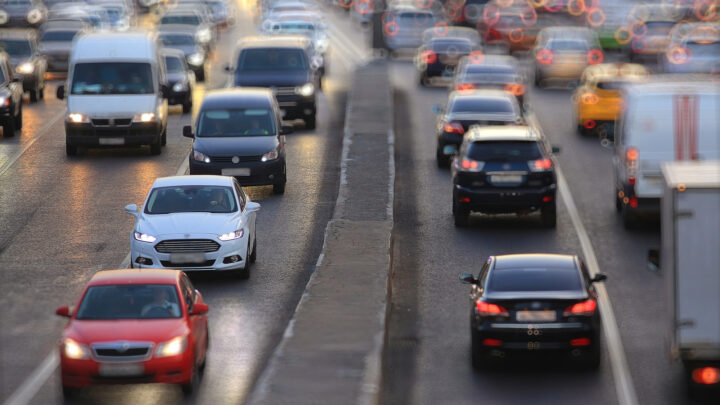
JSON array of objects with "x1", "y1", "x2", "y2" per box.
[
  {"x1": 197, "y1": 108, "x2": 276, "y2": 137},
  {"x1": 233, "y1": 181, "x2": 246, "y2": 210},
  {"x1": 145, "y1": 185, "x2": 238, "y2": 214},
  {"x1": 487, "y1": 266, "x2": 583, "y2": 292},
  {"x1": 236, "y1": 48, "x2": 308, "y2": 71},
  {"x1": 161, "y1": 15, "x2": 201, "y2": 25},
  {"x1": 160, "y1": 33, "x2": 196, "y2": 46},
  {"x1": 0, "y1": 64, "x2": 5, "y2": 84},
  {"x1": 71, "y1": 62, "x2": 153, "y2": 95},
  {"x1": 40, "y1": 30, "x2": 79, "y2": 42},
  {"x1": 467, "y1": 141, "x2": 543, "y2": 162},
  {"x1": 0, "y1": 39, "x2": 32, "y2": 57},
  {"x1": 450, "y1": 97, "x2": 516, "y2": 114},
  {"x1": 546, "y1": 39, "x2": 589, "y2": 51},
  {"x1": 75, "y1": 284, "x2": 182, "y2": 320},
  {"x1": 164, "y1": 56, "x2": 185, "y2": 73},
  {"x1": 180, "y1": 274, "x2": 195, "y2": 310},
  {"x1": 430, "y1": 39, "x2": 472, "y2": 53}
]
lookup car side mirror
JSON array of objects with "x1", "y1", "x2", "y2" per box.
[
  {"x1": 590, "y1": 273, "x2": 608, "y2": 283},
  {"x1": 280, "y1": 125, "x2": 293, "y2": 135},
  {"x1": 56, "y1": 84, "x2": 65, "y2": 100},
  {"x1": 310, "y1": 55, "x2": 323, "y2": 71},
  {"x1": 647, "y1": 249, "x2": 660, "y2": 271},
  {"x1": 223, "y1": 64, "x2": 232, "y2": 73},
  {"x1": 55, "y1": 306, "x2": 71, "y2": 318},
  {"x1": 245, "y1": 201, "x2": 260, "y2": 213},
  {"x1": 459, "y1": 273, "x2": 477, "y2": 284},
  {"x1": 183, "y1": 125, "x2": 194, "y2": 138},
  {"x1": 124, "y1": 203, "x2": 138, "y2": 217},
  {"x1": 552, "y1": 146, "x2": 561, "y2": 154},
  {"x1": 191, "y1": 302, "x2": 209, "y2": 315}
]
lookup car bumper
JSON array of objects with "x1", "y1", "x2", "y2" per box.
[
  {"x1": 167, "y1": 89, "x2": 191, "y2": 106},
  {"x1": 473, "y1": 320, "x2": 598, "y2": 352},
  {"x1": 66, "y1": 122, "x2": 162, "y2": 147},
  {"x1": 454, "y1": 184, "x2": 556, "y2": 213},
  {"x1": 437, "y1": 132, "x2": 464, "y2": 154},
  {"x1": 275, "y1": 95, "x2": 315, "y2": 120},
  {"x1": 189, "y1": 157, "x2": 286, "y2": 187},
  {"x1": 131, "y1": 233, "x2": 250, "y2": 271}
]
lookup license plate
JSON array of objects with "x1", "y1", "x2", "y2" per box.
[
  {"x1": 98, "y1": 137, "x2": 124, "y2": 145},
  {"x1": 98, "y1": 363, "x2": 144, "y2": 377},
  {"x1": 170, "y1": 253, "x2": 206, "y2": 264},
  {"x1": 222, "y1": 168, "x2": 251, "y2": 176},
  {"x1": 490, "y1": 174, "x2": 523, "y2": 183},
  {"x1": 516, "y1": 310, "x2": 556, "y2": 322},
  {"x1": 443, "y1": 145, "x2": 457, "y2": 155}
]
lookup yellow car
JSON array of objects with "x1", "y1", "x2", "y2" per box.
[{"x1": 573, "y1": 63, "x2": 649, "y2": 139}]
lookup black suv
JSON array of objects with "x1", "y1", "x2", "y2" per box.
[
  {"x1": 0, "y1": 51, "x2": 24, "y2": 137},
  {"x1": 226, "y1": 36, "x2": 320, "y2": 129},
  {"x1": 451, "y1": 125, "x2": 559, "y2": 227}
]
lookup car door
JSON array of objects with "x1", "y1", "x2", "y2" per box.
[
  {"x1": 2, "y1": 60, "x2": 21, "y2": 115},
  {"x1": 233, "y1": 180, "x2": 256, "y2": 244},
  {"x1": 180, "y1": 274, "x2": 207, "y2": 364}
]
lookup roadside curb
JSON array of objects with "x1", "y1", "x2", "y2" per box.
[{"x1": 248, "y1": 59, "x2": 394, "y2": 405}]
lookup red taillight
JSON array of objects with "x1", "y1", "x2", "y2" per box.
[
  {"x1": 461, "y1": 159, "x2": 478, "y2": 170},
  {"x1": 460, "y1": 197, "x2": 471, "y2": 203},
  {"x1": 626, "y1": 148, "x2": 639, "y2": 161},
  {"x1": 421, "y1": 49, "x2": 437, "y2": 64},
  {"x1": 584, "y1": 119, "x2": 596, "y2": 129},
  {"x1": 532, "y1": 158, "x2": 553, "y2": 170},
  {"x1": 563, "y1": 299, "x2": 597, "y2": 316},
  {"x1": 456, "y1": 83, "x2": 476, "y2": 92},
  {"x1": 692, "y1": 367, "x2": 720, "y2": 385},
  {"x1": 482, "y1": 338, "x2": 503, "y2": 346},
  {"x1": 536, "y1": 48, "x2": 553, "y2": 65},
  {"x1": 444, "y1": 122, "x2": 465, "y2": 134},
  {"x1": 485, "y1": 28, "x2": 501, "y2": 42},
  {"x1": 625, "y1": 147, "x2": 638, "y2": 186},
  {"x1": 504, "y1": 83, "x2": 526, "y2": 96},
  {"x1": 542, "y1": 195, "x2": 553, "y2": 202},
  {"x1": 587, "y1": 49, "x2": 604, "y2": 65},
  {"x1": 629, "y1": 196, "x2": 638, "y2": 208},
  {"x1": 476, "y1": 301, "x2": 509, "y2": 317},
  {"x1": 570, "y1": 337, "x2": 591, "y2": 346}
]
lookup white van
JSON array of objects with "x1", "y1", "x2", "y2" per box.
[
  {"x1": 57, "y1": 31, "x2": 169, "y2": 156},
  {"x1": 613, "y1": 78, "x2": 720, "y2": 228}
]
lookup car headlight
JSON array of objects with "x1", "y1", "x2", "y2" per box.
[
  {"x1": 0, "y1": 11, "x2": 9, "y2": 25},
  {"x1": 17, "y1": 62, "x2": 34, "y2": 74},
  {"x1": 315, "y1": 37, "x2": 329, "y2": 53},
  {"x1": 195, "y1": 29, "x2": 211, "y2": 44},
  {"x1": 295, "y1": 82, "x2": 314, "y2": 97},
  {"x1": 63, "y1": 338, "x2": 90, "y2": 360},
  {"x1": 261, "y1": 149, "x2": 278, "y2": 162},
  {"x1": 26, "y1": 8, "x2": 43, "y2": 24},
  {"x1": 218, "y1": 228, "x2": 244, "y2": 241},
  {"x1": 155, "y1": 336, "x2": 188, "y2": 358},
  {"x1": 133, "y1": 231, "x2": 157, "y2": 243},
  {"x1": 187, "y1": 52, "x2": 204, "y2": 66},
  {"x1": 0, "y1": 96, "x2": 8, "y2": 107},
  {"x1": 67, "y1": 113, "x2": 89, "y2": 123},
  {"x1": 192, "y1": 150, "x2": 210, "y2": 163},
  {"x1": 132, "y1": 113, "x2": 155, "y2": 123},
  {"x1": 172, "y1": 82, "x2": 187, "y2": 92}
]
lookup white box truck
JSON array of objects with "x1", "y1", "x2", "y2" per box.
[{"x1": 655, "y1": 161, "x2": 720, "y2": 394}]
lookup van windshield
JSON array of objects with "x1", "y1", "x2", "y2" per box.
[{"x1": 71, "y1": 62, "x2": 154, "y2": 95}]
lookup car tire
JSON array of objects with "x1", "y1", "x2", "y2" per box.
[
  {"x1": 579, "y1": 343, "x2": 601, "y2": 370},
  {"x1": 436, "y1": 147, "x2": 449, "y2": 168},
  {"x1": 15, "y1": 105, "x2": 22, "y2": 130},
  {"x1": 62, "y1": 385, "x2": 77, "y2": 399},
  {"x1": 622, "y1": 204, "x2": 637, "y2": 230},
  {"x1": 30, "y1": 87, "x2": 39, "y2": 103},
  {"x1": 577, "y1": 124, "x2": 588, "y2": 136},
  {"x1": 419, "y1": 72, "x2": 427, "y2": 87},
  {"x1": 305, "y1": 115, "x2": 316, "y2": 130},
  {"x1": 199, "y1": 328, "x2": 209, "y2": 372},
  {"x1": 39, "y1": 86, "x2": 44, "y2": 100},
  {"x1": 249, "y1": 237, "x2": 257, "y2": 263},
  {"x1": 2, "y1": 118, "x2": 15, "y2": 138},
  {"x1": 66, "y1": 143, "x2": 78, "y2": 156},
  {"x1": 272, "y1": 181, "x2": 286, "y2": 195},
  {"x1": 454, "y1": 206, "x2": 470, "y2": 227},
  {"x1": 150, "y1": 137, "x2": 162, "y2": 155},
  {"x1": 471, "y1": 332, "x2": 485, "y2": 370},
  {"x1": 534, "y1": 71, "x2": 543, "y2": 88},
  {"x1": 181, "y1": 365, "x2": 200, "y2": 396},
  {"x1": 183, "y1": 99, "x2": 192, "y2": 114},
  {"x1": 161, "y1": 126, "x2": 167, "y2": 146},
  {"x1": 541, "y1": 203, "x2": 557, "y2": 228},
  {"x1": 615, "y1": 192, "x2": 623, "y2": 212}
]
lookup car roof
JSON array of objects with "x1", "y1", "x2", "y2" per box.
[
  {"x1": 89, "y1": 269, "x2": 181, "y2": 286},
  {"x1": 493, "y1": 254, "x2": 577, "y2": 270},
  {"x1": 624, "y1": 76, "x2": 720, "y2": 95},
  {"x1": 581, "y1": 63, "x2": 648, "y2": 81},
  {"x1": 200, "y1": 88, "x2": 274, "y2": 109},
  {"x1": 161, "y1": 47, "x2": 186, "y2": 58},
  {"x1": 465, "y1": 125, "x2": 541, "y2": 143},
  {"x1": 152, "y1": 175, "x2": 236, "y2": 188},
  {"x1": 236, "y1": 35, "x2": 311, "y2": 49}
]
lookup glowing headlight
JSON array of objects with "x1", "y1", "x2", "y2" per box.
[
  {"x1": 155, "y1": 336, "x2": 188, "y2": 358},
  {"x1": 63, "y1": 338, "x2": 90, "y2": 360},
  {"x1": 315, "y1": 37, "x2": 329, "y2": 52},
  {"x1": 27, "y1": 9, "x2": 42, "y2": 24},
  {"x1": 218, "y1": 229, "x2": 244, "y2": 241},
  {"x1": 132, "y1": 113, "x2": 155, "y2": 123},
  {"x1": 17, "y1": 62, "x2": 34, "y2": 74},
  {"x1": 187, "y1": 52, "x2": 204, "y2": 66},
  {"x1": 67, "y1": 113, "x2": 89, "y2": 123},
  {"x1": 295, "y1": 83, "x2": 314, "y2": 97},
  {"x1": 195, "y1": 29, "x2": 211, "y2": 44},
  {"x1": 172, "y1": 82, "x2": 187, "y2": 92},
  {"x1": 0, "y1": 11, "x2": 9, "y2": 25},
  {"x1": 0, "y1": 97, "x2": 8, "y2": 107},
  {"x1": 133, "y1": 231, "x2": 157, "y2": 243},
  {"x1": 261, "y1": 149, "x2": 278, "y2": 162},
  {"x1": 193, "y1": 150, "x2": 210, "y2": 163}
]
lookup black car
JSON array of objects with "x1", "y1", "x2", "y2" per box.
[
  {"x1": 226, "y1": 36, "x2": 320, "y2": 129},
  {"x1": 163, "y1": 49, "x2": 194, "y2": 113},
  {"x1": 451, "y1": 125, "x2": 559, "y2": 227},
  {"x1": 435, "y1": 89, "x2": 523, "y2": 168},
  {"x1": 415, "y1": 32, "x2": 479, "y2": 86},
  {"x1": 158, "y1": 25, "x2": 207, "y2": 81},
  {"x1": 0, "y1": 51, "x2": 24, "y2": 137},
  {"x1": 451, "y1": 54, "x2": 526, "y2": 108},
  {"x1": 0, "y1": 0, "x2": 47, "y2": 27},
  {"x1": 459, "y1": 254, "x2": 607, "y2": 369},
  {"x1": 0, "y1": 29, "x2": 47, "y2": 102},
  {"x1": 185, "y1": 88, "x2": 293, "y2": 194}
]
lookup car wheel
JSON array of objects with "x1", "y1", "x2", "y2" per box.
[
  {"x1": 181, "y1": 365, "x2": 200, "y2": 396},
  {"x1": 304, "y1": 115, "x2": 316, "y2": 130},
  {"x1": 249, "y1": 237, "x2": 257, "y2": 263},
  {"x1": 436, "y1": 147, "x2": 449, "y2": 168},
  {"x1": 272, "y1": 182, "x2": 286, "y2": 195},
  {"x1": 161, "y1": 127, "x2": 167, "y2": 146},
  {"x1": 15, "y1": 105, "x2": 22, "y2": 130},
  {"x1": 183, "y1": 99, "x2": 192, "y2": 114},
  {"x1": 2, "y1": 118, "x2": 15, "y2": 138},
  {"x1": 39, "y1": 86, "x2": 44, "y2": 100},
  {"x1": 578, "y1": 343, "x2": 601, "y2": 370},
  {"x1": 62, "y1": 385, "x2": 78, "y2": 399},
  {"x1": 622, "y1": 204, "x2": 637, "y2": 230},
  {"x1": 471, "y1": 332, "x2": 485, "y2": 370},
  {"x1": 419, "y1": 72, "x2": 427, "y2": 87},
  {"x1": 615, "y1": 192, "x2": 623, "y2": 212},
  {"x1": 150, "y1": 137, "x2": 162, "y2": 155},
  {"x1": 541, "y1": 203, "x2": 557, "y2": 228},
  {"x1": 534, "y1": 71, "x2": 542, "y2": 87},
  {"x1": 454, "y1": 206, "x2": 470, "y2": 227},
  {"x1": 30, "y1": 87, "x2": 39, "y2": 103},
  {"x1": 199, "y1": 327, "x2": 209, "y2": 372},
  {"x1": 66, "y1": 143, "x2": 78, "y2": 156}
]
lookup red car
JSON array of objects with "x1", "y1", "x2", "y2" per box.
[{"x1": 55, "y1": 269, "x2": 210, "y2": 398}]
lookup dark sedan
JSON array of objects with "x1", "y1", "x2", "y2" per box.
[
  {"x1": 158, "y1": 26, "x2": 207, "y2": 81},
  {"x1": 0, "y1": 0, "x2": 47, "y2": 27},
  {"x1": 460, "y1": 254, "x2": 607, "y2": 369},
  {"x1": 163, "y1": 49, "x2": 194, "y2": 113},
  {"x1": 0, "y1": 29, "x2": 46, "y2": 102},
  {"x1": 186, "y1": 88, "x2": 293, "y2": 194},
  {"x1": 452, "y1": 54, "x2": 526, "y2": 108},
  {"x1": 0, "y1": 51, "x2": 24, "y2": 137},
  {"x1": 415, "y1": 34, "x2": 478, "y2": 86},
  {"x1": 38, "y1": 24, "x2": 83, "y2": 73}
]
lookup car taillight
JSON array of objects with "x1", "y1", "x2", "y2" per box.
[
  {"x1": 504, "y1": 83, "x2": 526, "y2": 96},
  {"x1": 536, "y1": 48, "x2": 553, "y2": 65},
  {"x1": 421, "y1": 49, "x2": 437, "y2": 64},
  {"x1": 443, "y1": 122, "x2": 465, "y2": 134},
  {"x1": 692, "y1": 367, "x2": 720, "y2": 385},
  {"x1": 485, "y1": 28, "x2": 501, "y2": 42},
  {"x1": 476, "y1": 301, "x2": 509, "y2": 317},
  {"x1": 459, "y1": 158, "x2": 484, "y2": 172},
  {"x1": 625, "y1": 147, "x2": 638, "y2": 185},
  {"x1": 529, "y1": 158, "x2": 553, "y2": 172},
  {"x1": 581, "y1": 92, "x2": 599, "y2": 104},
  {"x1": 456, "y1": 83, "x2": 476, "y2": 92},
  {"x1": 587, "y1": 49, "x2": 604, "y2": 65},
  {"x1": 563, "y1": 299, "x2": 597, "y2": 316}
]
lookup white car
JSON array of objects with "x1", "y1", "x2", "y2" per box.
[{"x1": 125, "y1": 175, "x2": 260, "y2": 278}]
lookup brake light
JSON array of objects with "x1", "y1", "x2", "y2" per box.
[
  {"x1": 581, "y1": 92, "x2": 599, "y2": 104},
  {"x1": 443, "y1": 122, "x2": 465, "y2": 134},
  {"x1": 421, "y1": 49, "x2": 437, "y2": 64},
  {"x1": 570, "y1": 337, "x2": 591, "y2": 346},
  {"x1": 476, "y1": 301, "x2": 509, "y2": 317},
  {"x1": 536, "y1": 48, "x2": 553, "y2": 65},
  {"x1": 485, "y1": 28, "x2": 501, "y2": 42},
  {"x1": 584, "y1": 119, "x2": 596, "y2": 129},
  {"x1": 587, "y1": 49, "x2": 604, "y2": 65},
  {"x1": 692, "y1": 367, "x2": 720, "y2": 385},
  {"x1": 459, "y1": 158, "x2": 484, "y2": 172},
  {"x1": 563, "y1": 299, "x2": 597, "y2": 316},
  {"x1": 456, "y1": 83, "x2": 476, "y2": 92},
  {"x1": 625, "y1": 147, "x2": 638, "y2": 185},
  {"x1": 504, "y1": 83, "x2": 526, "y2": 96},
  {"x1": 482, "y1": 338, "x2": 503, "y2": 346},
  {"x1": 529, "y1": 158, "x2": 553, "y2": 171}
]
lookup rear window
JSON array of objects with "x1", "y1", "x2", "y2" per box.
[
  {"x1": 0, "y1": 39, "x2": 32, "y2": 57},
  {"x1": 430, "y1": 39, "x2": 472, "y2": 53},
  {"x1": 487, "y1": 266, "x2": 583, "y2": 292},
  {"x1": 236, "y1": 48, "x2": 308, "y2": 71},
  {"x1": 40, "y1": 30, "x2": 78, "y2": 42},
  {"x1": 161, "y1": 15, "x2": 201, "y2": 25},
  {"x1": 596, "y1": 81, "x2": 626, "y2": 90},
  {"x1": 164, "y1": 56, "x2": 184, "y2": 73},
  {"x1": 467, "y1": 141, "x2": 542, "y2": 162},
  {"x1": 685, "y1": 41, "x2": 720, "y2": 58},
  {"x1": 397, "y1": 12, "x2": 435, "y2": 26},
  {"x1": 450, "y1": 97, "x2": 516, "y2": 114},
  {"x1": 546, "y1": 39, "x2": 589, "y2": 51}
]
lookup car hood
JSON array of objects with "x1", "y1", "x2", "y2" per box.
[
  {"x1": 66, "y1": 318, "x2": 188, "y2": 344},
  {"x1": 234, "y1": 70, "x2": 310, "y2": 87},
  {"x1": 137, "y1": 212, "x2": 240, "y2": 237},
  {"x1": 67, "y1": 95, "x2": 158, "y2": 118},
  {"x1": 165, "y1": 44, "x2": 199, "y2": 57},
  {"x1": 193, "y1": 135, "x2": 278, "y2": 157},
  {"x1": 167, "y1": 71, "x2": 186, "y2": 84}
]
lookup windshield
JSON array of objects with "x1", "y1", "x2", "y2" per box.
[
  {"x1": 488, "y1": 267, "x2": 583, "y2": 292},
  {"x1": 40, "y1": 30, "x2": 78, "y2": 42},
  {"x1": 71, "y1": 62, "x2": 153, "y2": 95},
  {"x1": 160, "y1": 33, "x2": 195, "y2": 46},
  {"x1": 197, "y1": 108, "x2": 276, "y2": 137},
  {"x1": 0, "y1": 39, "x2": 32, "y2": 57},
  {"x1": 161, "y1": 15, "x2": 201, "y2": 25},
  {"x1": 75, "y1": 284, "x2": 182, "y2": 320},
  {"x1": 645, "y1": 21, "x2": 673, "y2": 36},
  {"x1": 164, "y1": 56, "x2": 184, "y2": 73},
  {"x1": 467, "y1": 141, "x2": 542, "y2": 162},
  {"x1": 450, "y1": 97, "x2": 516, "y2": 114},
  {"x1": 430, "y1": 40, "x2": 472, "y2": 53},
  {"x1": 4, "y1": 0, "x2": 31, "y2": 5},
  {"x1": 272, "y1": 22, "x2": 315, "y2": 32},
  {"x1": 237, "y1": 48, "x2": 308, "y2": 71},
  {"x1": 145, "y1": 185, "x2": 237, "y2": 214},
  {"x1": 686, "y1": 41, "x2": 720, "y2": 58}
]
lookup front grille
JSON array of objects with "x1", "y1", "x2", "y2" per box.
[
  {"x1": 92, "y1": 119, "x2": 110, "y2": 126},
  {"x1": 91, "y1": 118, "x2": 132, "y2": 127},
  {"x1": 95, "y1": 348, "x2": 149, "y2": 357},
  {"x1": 92, "y1": 342, "x2": 152, "y2": 361},
  {"x1": 155, "y1": 239, "x2": 220, "y2": 253},
  {"x1": 161, "y1": 259, "x2": 216, "y2": 268},
  {"x1": 210, "y1": 155, "x2": 262, "y2": 163},
  {"x1": 274, "y1": 86, "x2": 296, "y2": 95},
  {"x1": 115, "y1": 119, "x2": 132, "y2": 125}
]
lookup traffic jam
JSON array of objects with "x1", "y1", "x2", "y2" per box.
[{"x1": 0, "y1": 0, "x2": 718, "y2": 403}]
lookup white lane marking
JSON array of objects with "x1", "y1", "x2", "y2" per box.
[
  {"x1": 0, "y1": 112, "x2": 63, "y2": 178},
  {"x1": 556, "y1": 166, "x2": 639, "y2": 405},
  {"x1": 2, "y1": 352, "x2": 59, "y2": 405}
]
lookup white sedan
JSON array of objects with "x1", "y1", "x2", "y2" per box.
[{"x1": 125, "y1": 175, "x2": 260, "y2": 278}]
